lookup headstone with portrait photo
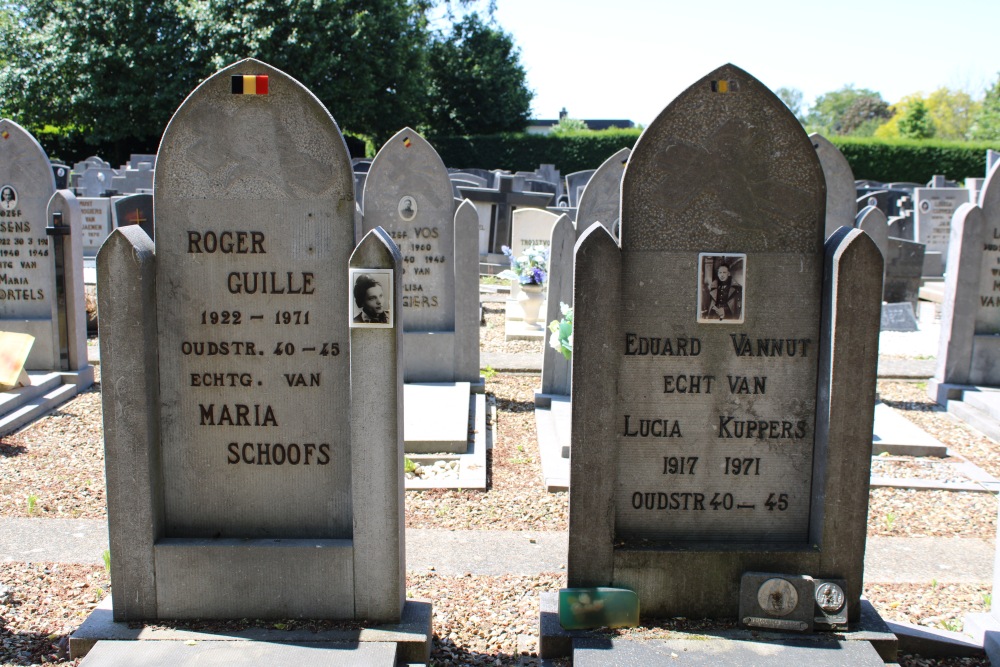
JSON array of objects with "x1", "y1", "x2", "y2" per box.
[
  {"x1": 0, "y1": 119, "x2": 92, "y2": 406},
  {"x1": 88, "y1": 61, "x2": 429, "y2": 661},
  {"x1": 360, "y1": 128, "x2": 482, "y2": 458},
  {"x1": 545, "y1": 65, "x2": 885, "y2": 659}
]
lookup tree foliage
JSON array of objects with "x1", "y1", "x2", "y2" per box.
[
  {"x1": 970, "y1": 73, "x2": 1000, "y2": 142},
  {"x1": 775, "y1": 87, "x2": 805, "y2": 123},
  {"x1": 0, "y1": 0, "x2": 531, "y2": 161},
  {"x1": 425, "y1": 12, "x2": 531, "y2": 136},
  {"x1": 897, "y1": 99, "x2": 935, "y2": 140},
  {"x1": 806, "y1": 85, "x2": 889, "y2": 136}
]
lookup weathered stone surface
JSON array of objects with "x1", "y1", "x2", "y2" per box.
[
  {"x1": 576, "y1": 148, "x2": 629, "y2": 239},
  {"x1": 812, "y1": 133, "x2": 856, "y2": 239}
]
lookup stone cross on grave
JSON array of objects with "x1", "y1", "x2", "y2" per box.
[{"x1": 457, "y1": 174, "x2": 552, "y2": 254}]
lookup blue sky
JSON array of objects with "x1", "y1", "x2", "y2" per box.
[{"x1": 484, "y1": 0, "x2": 1000, "y2": 126}]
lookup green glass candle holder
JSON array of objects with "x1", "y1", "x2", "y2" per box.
[{"x1": 558, "y1": 587, "x2": 640, "y2": 630}]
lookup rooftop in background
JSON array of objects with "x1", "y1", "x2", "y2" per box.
[{"x1": 526, "y1": 107, "x2": 635, "y2": 135}]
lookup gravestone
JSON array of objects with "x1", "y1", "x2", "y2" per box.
[
  {"x1": 78, "y1": 197, "x2": 112, "y2": 255},
  {"x1": 51, "y1": 163, "x2": 69, "y2": 189},
  {"x1": 914, "y1": 184, "x2": 972, "y2": 275},
  {"x1": 89, "y1": 61, "x2": 427, "y2": 660},
  {"x1": 0, "y1": 119, "x2": 93, "y2": 434},
  {"x1": 812, "y1": 134, "x2": 856, "y2": 239},
  {"x1": 929, "y1": 160, "x2": 1000, "y2": 404},
  {"x1": 565, "y1": 169, "x2": 595, "y2": 208},
  {"x1": 506, "y1": 207, "x2": 560, "y2": 333},
  {"x1": 360, "y1": 128, "x2": 481, "y2": 456},
  {"x1": 112, "y1": 193, "x2": 154, "y2": 240},
  {"x1": 0, "y1": 120, "x2": 91, "y2": 376},
  {"x1": 856, "y1": 205, "x2": 889, "y2": 261},
  {"x1": 77, "y1": 167, "x2": 118, "y2": 197},
  {"x1": 557, "y1": 65, "x2": 882, "y2": 650},
  {"x1": 576, "y1": 147, "x2": 630, "y2": 240},
  {"x1": 882, "y1": 238, "x2": 925, "y2": 309},
  {"x1": 457, "y1": 174, "x2": 553, "y2": 255}
]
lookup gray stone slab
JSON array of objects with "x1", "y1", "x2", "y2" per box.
[
  {"x1": 888, "y1": 619, "x2": 985, "y2": 659},
  {"x1": 914, "y1": 186, "x2": 972, "y2": 259},
  {"x1": 871, "y1": 402, "x2": 948, "y2": 456},
  {"x1": 572, "y1": 636, "x2": 884, "y2": 666},
  {"x1": 883, "y1": 237, "x2": 925, "y2": 308},
  {"x1": 864, "y1": 537, "x2": 995, "y2": 584},
  {"x1": 538, "y1": 215, "x2": 574, "y2": 397},
  {"x1": 535, "y1": 397, "x2": 570, "y2": 492},
  {"x1": 78, "y1": 197, "x2": 112, "y2": 256},
  {"x1": 70, "y1": 596, "x2": 433, "y2": 664},
  {"x1": 405, "y1": 393, "x2": 487, "y2": 489},
  {"x1": 78, "y1": 640, "x2": 398, "y2": 667},
  {"x1": 576, "y1": 147, "x2": 629, "y2": 239},
  {"x1": 949, "y1": 399, "x2": 1000, "y2": 442},
  {"x1": 407, "y1": 529, "x2": 567, "y2": 575},
  {"x1": 880, "y1": 302, "x2": 918, "y2": 332},
  {"x1": 0, "y1": 517, "x2": 107, "y2": 564},
  {"x1": 403, "y1": 382, "x2": 471, "y2": 454},
  {"x1": 961, "y1": 389, "x2": 1000, "y2": 420}
]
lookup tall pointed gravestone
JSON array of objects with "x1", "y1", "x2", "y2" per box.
[
  {"x1": 0, "y1": 119, "x2": 92, "y2": 435},
  {"x1": 811, "y1": 133, "x2": 856, "y2": 240},
  {"x1": 85, "y1": 60, "x2": 429, "y2": 662},
  {"x1": 929, "y1": 160, "x2": 1000, "y2": 405},
  {"x1": 556, "y1": 65, "x2": 885, "y2": 655},
  {"x1": 360, "y1": 129, "x2": 484, "y2": 464}
]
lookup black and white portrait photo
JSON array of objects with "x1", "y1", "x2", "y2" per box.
[
  {"x1": 349, "y1": 269, "x2": 393, "y2": 328},
  {"x1": 0, "y1": 185, "x2": 17, "y2": 211},
  {"x1": 697, "y1": 253, "x2": 746, "y2": 324}
]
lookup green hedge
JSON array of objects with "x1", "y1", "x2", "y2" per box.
[
  {"x1": 431, "y1": 129, "x2": 642, "y2": 175},
  {"x1": 830, "y1": 137, "x2": 999, "y2": 184},
  {"x1": 432, "y1": 130, "x2": 999, "y2": 184}
]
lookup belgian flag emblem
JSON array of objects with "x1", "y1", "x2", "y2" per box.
[
  {"x1": 0, "y1": 131, "x2": 9, "y2": 140},
  {"x1": 710, "y1": 80, "x2": 739, "y2": 94},
  {"x1": 231, "y1": 75, "x2": 269, "y2": 95},
  {"x1": 402, "y1": 136, "x2": 412, "y2": 148}
]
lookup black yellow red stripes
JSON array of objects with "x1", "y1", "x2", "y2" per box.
[
  {"x1": 710, "y1": 79, "x2": 739, "y2": 94},
  {"x1": 231, "y1": 75, "x2": 269, "y2": 95}
]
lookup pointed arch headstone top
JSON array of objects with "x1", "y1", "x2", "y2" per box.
[{"x1": 622, "y1": 64, "x2": 825, "y2": 253}]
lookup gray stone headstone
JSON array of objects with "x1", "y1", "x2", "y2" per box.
[
  {"x1": 112, "y1": 193, "x2": 154, "y2": 240},
  {"x1": 77, "y1": 167, "x2": 118, "y2": 197},
  {"x1": 930, "y1": 160, "x2": 1000, "y2": 402},
  {"x1": 538, "y1": 214, "x2": 574, "y2": 399},
  {"x1": 812, "y1": 134, "x2": 856, "y2": 239},
  {"x1": 913, "y1": 185, "x2": 972, "y2": 270},
  {"x1": 507, "y1": 207, "x2": 560, "y2": 313},
  {"x1": 567, "y1": 65, "x2": 881, "y2": 623},
  {"x1": 98, "y1": 58, "x2": 405, "y2": 623},
  {"x1": 565, "y1": 169, "x2": 596, "y2": 208},
  {"x1": 880, "y1": 302, "x2": 918, "y2": 332},
  {"x1": 51, "y1": 163, "x2": 69, "y2": 189},
  {"x1": 361, "y1": 128, "x2": 479, "y2": 384},
  {"x1": 576, "y1": 148, "x2": 629, "y2": 240},
  {"x1": 882, "y1": 237, "x2": 925, "y2": 308},
  {"x1": 0, "y1": 119, "x2": 90, "y2": 372},
  {"x1": 856, "y1": 205, "x2": 889, "y2": 261},
  {"x1": 78, "y1": 197, "x2": 112, "y2": 256}
]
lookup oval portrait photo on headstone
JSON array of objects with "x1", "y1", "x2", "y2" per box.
[
  {"x1": 350, "y1": 268, "x2": 394, "y2": 328},
  {"x1": 0, "y1": 185, "x2": 17, "y2": 211},
  {"x1": 697, "y1": 252, "x2": 746, "y2": 324},
  {"x1": 397, "y1": 195, "x2": 417, "y2": 222}
]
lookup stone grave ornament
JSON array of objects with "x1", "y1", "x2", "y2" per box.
[
  {"x1": 92, "y1": 60, "x2": 427, "y2": 660},
  {"x1": 555, "y1": 65, "x2": 883, "y2": 650}
]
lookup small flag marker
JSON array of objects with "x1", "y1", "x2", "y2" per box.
[
  {"x1": 232, "y1": 75, "x2": 269, "y2": 95},
  {"x1": 1, "y1": 131, "x2": 9, "y2": 140},
  {"x1": 402, "y1": 136, "x2": 412, "y2": 148}
]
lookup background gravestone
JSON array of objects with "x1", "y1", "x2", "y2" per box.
[
  {"x1": 506, "y1": 208, "x2": 560, "y2": 331},
  {"x1": 565, "y1": 65, "x2": 882, "y2": 625},
  {"x1": 929, "y1": 160, "x2": 1000, "y2": 403},
  {"x1": 112, "y1": 193, "x2": 154, "y2": 240},
  {"x1": 576, "y1": 148, "x2": 629, "y2": 240},
  {"x1": 812, "y1": 133, "x2": 856, "y2": 239},
  {"x1": 0, "y1": 119, "x2": 90, "y2": 377},
  {"x1": 96, "y1": 59, "x2": 411, "y2": 628},
  {"x1": 914, "y1": 184, "x2": 972, "y2": 275},
  {"x1": 78, "y1": 196, "x2": 112, "y2": 255}
]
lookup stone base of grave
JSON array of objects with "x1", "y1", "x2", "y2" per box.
[
  {"x1": 403, "y1": 382, "x2": 475, "y2": 454},
  {"x1": 0, "y1": 367, "x2": 95, "y2": 437},
  {"x1": 890, "y1": 616, "x2": 985, "y2": 659},
  {"x1": 405, "y1": 392, "x2": 488, "y2": 490},
  {"x1": 871, "y1": 401, "x2": 948, "y2": 457},
  {"x1": 70, "y1": 595, "x2": 433, "y2": 665},
  {"x1": 534, "y1": 395, "x2": 570, "y2": 492},
  {"x1": 927, "y1": 384, "x2": 1000, "y2": 436},
  {"x1": 537, "y1": 592, "x2": 898, "y2": 662}
]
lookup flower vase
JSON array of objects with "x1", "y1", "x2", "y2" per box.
[{"x1": 518, "y1": 284, "x2": 544, "y2": 327}]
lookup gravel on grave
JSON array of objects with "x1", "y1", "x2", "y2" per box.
[{"x1": 3, "y1": 329, "x2": 1000, "y2": 664}]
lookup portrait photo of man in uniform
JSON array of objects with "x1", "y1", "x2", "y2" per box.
[
  {"x1": 349, "y1": 269, "x2": 393, "y2": 328},
  {"x1": 697, "y1": 253, "x2": 746, "y2": 324}
]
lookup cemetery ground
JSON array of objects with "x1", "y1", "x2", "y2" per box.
[{"x1": 0, "y1": 302, "x2": 996, "y2": 666}]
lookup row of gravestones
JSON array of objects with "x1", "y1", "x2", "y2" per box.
[{"x1": 62, "y1": 59, "x2": 897, "y2": 665}]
